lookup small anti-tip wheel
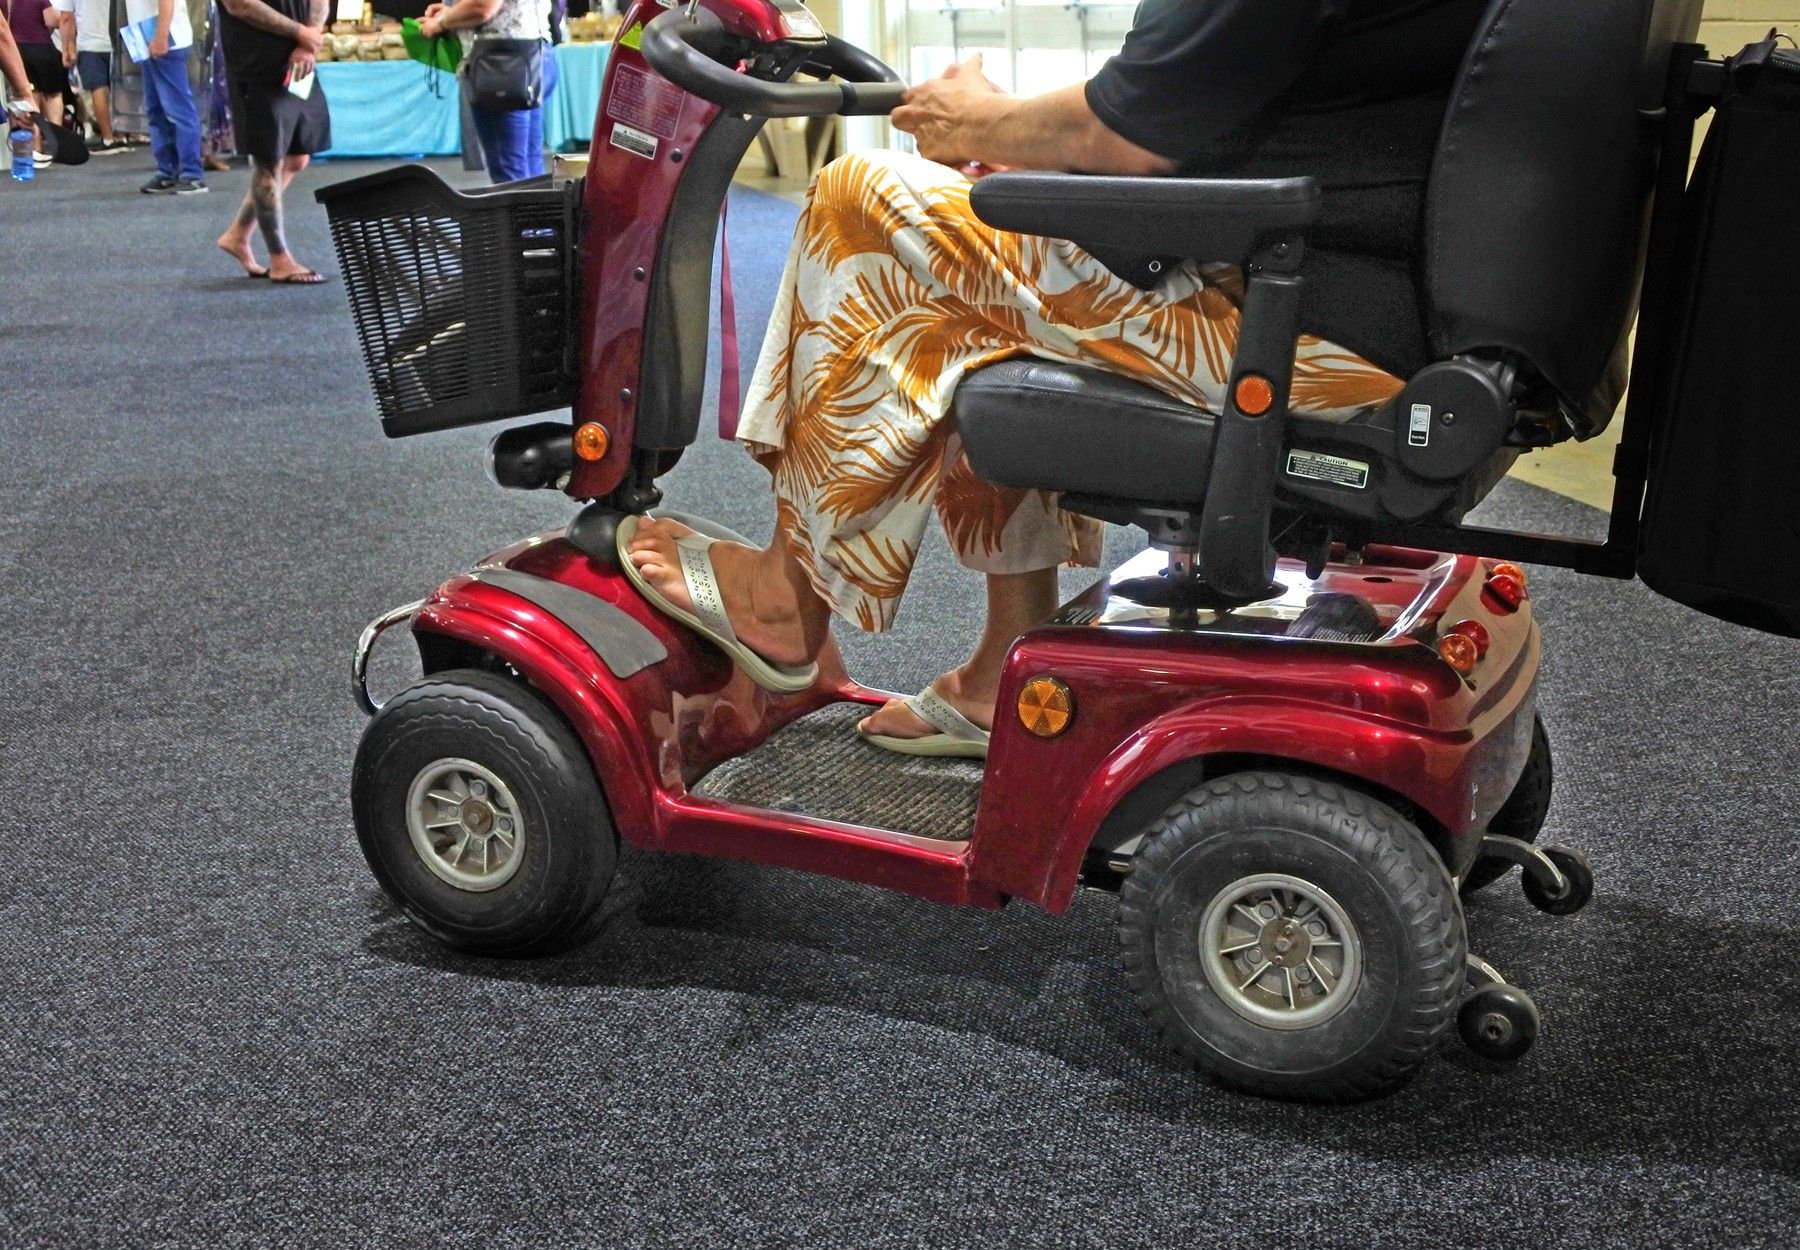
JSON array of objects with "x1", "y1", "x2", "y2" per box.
[
  {"x1": 1522, "y1": 846, "x2": 1594, "y2": 917},
  {"x1": 1458, "y1": 983, "x2": 1540, "y2": 1062}
]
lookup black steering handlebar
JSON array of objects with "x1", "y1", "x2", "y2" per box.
[{"x1": 640, "y1": 9, "x2": 907, "y2": 119}]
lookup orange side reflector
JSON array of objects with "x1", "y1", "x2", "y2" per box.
[
  {"x1": 1018, "y1": 676, "x2": 1075, "y2": 739},
  {"x1": 1484, "y1": 572, "x2": 1525, "y2": 612},
  {"x1": 573, "y1": 422, "x2": 610, "y2": 462},
  {"x1": 1438, "y1": 632, "x2": 1480, "y2": 675},
  {"x1": 1491, "y1": 561, "x2": 1528, "y2": 590},
  {"x1": 1234, "y1": 374, "x2": 1276, "y2": 417},
  {"x1": 1448, "y1": 619, "x2": 1491, "y2": 658}
]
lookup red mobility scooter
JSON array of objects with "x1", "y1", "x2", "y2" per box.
[{"x1": 320, "y1": 0, "x2": 1773, "y2": 1100}]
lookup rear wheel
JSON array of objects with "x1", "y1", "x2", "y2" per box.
[
  {"x1": 1462, "y1": 716, "x2": 1553, "y2": 895},
  {"x1": 351, "y1": 668, "x2": 616, "y2": 955},
  {"x1": 1118, "y1": 771, "x2": 1466, "y2": 1102}
]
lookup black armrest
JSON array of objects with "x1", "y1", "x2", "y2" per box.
[
  {"x1": 972, "y1": 172, "x2": 1322, "y2": 599},
  {"x1": 968, "y1": 174, "x2": 1320, "y2": 264}
]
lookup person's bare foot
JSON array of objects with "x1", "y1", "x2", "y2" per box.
[
  {"x1": 216, "y1": 230, "x2": 267, "y2": 277},
  {"x1": 625, "y1": 517, "x2": 816, "y2": 668},
  {"x1": 857, "y1": 666, "x2": 996, "y2": 740}
]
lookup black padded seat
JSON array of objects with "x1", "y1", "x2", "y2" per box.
[
  {"x1": 958, "y1": 359, "x2": 1359, "y2": 506},
  {"x1": 952, "y1": 0, "x2": 1704, "y2": 547},
  {"x1": 956, "y1": 359, "x2": 1220, "y2": 505}
]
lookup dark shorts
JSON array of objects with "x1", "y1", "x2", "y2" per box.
[
  {"x1": 19, "y1": 43, "x2": 68, "y2": 96},
  {"x1": 75, "y1": 50, "x2": 111, "y2": 92},
  {"x1": 227, "y1": 78, "x2": 331, "y2": 164}
]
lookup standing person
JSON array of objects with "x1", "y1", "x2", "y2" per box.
[
  {"x1": 6, "y1": 0, "x2": 67, "y2": 167},
  {"x1": 1, "y1": 9, "x2": 37, "y2": 113},
  {"x1": 132, "y1": 0, "x2": 206, "y2": 192},
  {"x1": 417, "y1": 0, "x2": 557, "y2": 183},
  {"x1": 200, "y1": 2, "x2": 235, "y2": 170},
  {"x1": 212, "y1": 0, "x2": 327, "y2": 282},
  {"x1": 51, "y1": 0, "x2": 126, "y2": 152}
]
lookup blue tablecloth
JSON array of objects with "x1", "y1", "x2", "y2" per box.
[
  {"x1": 545, "y1": 42, "x2": 608, "y2": 152},
  {"x1": 317, "y1": 43, "x2": 608, "y2": 159}
]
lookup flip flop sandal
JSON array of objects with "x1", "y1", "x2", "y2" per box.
[
  {"x1": 616, "y1": 514, "x2": 819, "y2": 695},
  {"x1": 858, "y1": 684, "x2": 991, "y2": 760},
  {"x1": 270, "y1": 270, "x2": 326, "y2": 285}
]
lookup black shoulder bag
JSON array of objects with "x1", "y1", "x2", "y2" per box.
[{"x1": 465, "y1": 36, "x2": 544, "y2": 111}]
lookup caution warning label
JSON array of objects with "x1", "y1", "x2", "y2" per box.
[{"x1": 1286, "y1": 450, "x2": 1370, "y2": 490}]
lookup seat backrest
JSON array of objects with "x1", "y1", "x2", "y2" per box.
[{"x1": 1423, "y1": 0, "x2": 1703, "y2": 431}]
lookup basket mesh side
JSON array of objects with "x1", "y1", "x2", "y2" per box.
[
  {"x1": 323, "y1": 173, "x2": 577, "y2": 435},
  {"x1": 332, "y1": 212, "x2": 472, "y2": 420}
]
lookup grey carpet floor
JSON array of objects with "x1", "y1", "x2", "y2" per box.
[{"x1": 2, "y1": 156, "x2": 1798, "y2": 1249}]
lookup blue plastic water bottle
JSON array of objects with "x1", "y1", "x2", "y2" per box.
[{"x1": 8, "y1": 125, "x2": 33, "y2": 182}]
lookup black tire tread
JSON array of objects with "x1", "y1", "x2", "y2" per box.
[
  {"x1": 351, "y1": 668, "x2": 615, "y2": 957},
  {"x1": 1117, "y1": 770, "x2": 1465, "y2": 1103}
]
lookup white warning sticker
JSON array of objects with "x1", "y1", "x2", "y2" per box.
[
  {"x1": 1408, "y1": 402, "x2": 1432, "y2": 448},
  {"x1": 1286, "y1": 450, "x2": 1370, "y2": 490},
  {"x1": 609, "y1": 121, "x2": 658, "y2": 160}
]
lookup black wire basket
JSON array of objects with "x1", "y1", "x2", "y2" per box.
[{"x1": 316, "y1": 165, "x2": 581, "y2": 437}]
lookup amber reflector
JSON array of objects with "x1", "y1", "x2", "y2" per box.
[
  {"x1": 1234, "y1": 374, "x2": 1276, "y2": 416},
  {"x1": 1492, "y1": 561, "x2": 1528, "y2": 589},
  {"x1": 573, "y1": 422, "x2": 610, "y2": 462},
  {"x1": 1484, "y1": 572, "x2": 1525, "y2": 612},
  {"x1": 1018, "y1": 676, "x2": 1075, "y2": 739},
  {"x1": 1438, "y1": 632, "x2": 1480, "y2": 675},
  {"x1": 1448, "y1": 619, "x2": 1491, "y2": 658}
]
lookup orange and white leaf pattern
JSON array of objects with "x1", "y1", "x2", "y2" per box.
[{"x1": 738, "y1": 150, "x2": 1400, "y2": 633}]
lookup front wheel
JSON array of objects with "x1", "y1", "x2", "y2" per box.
[
  {"x1": 351, "y1": 668, "x2": 617, "y2": 956},
  {"x1": 1118, "y1": 771, "x2": 1466, "y2": 1102}
]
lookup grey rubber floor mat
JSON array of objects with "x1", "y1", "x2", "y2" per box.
[{"x1": 692, "y1": 703, "x2": 985, "y2": 842}]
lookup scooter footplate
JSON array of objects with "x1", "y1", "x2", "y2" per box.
[{"x1": 692, "y1": 703, "x2": 984, "y2": 842}]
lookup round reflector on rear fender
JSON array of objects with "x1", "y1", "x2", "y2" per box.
[
  {"x1": 1018, "y1": 676, "x2": 1075, "y2": 738},
  {"x1": 574, "y1": 422, "x2": 610, "y2": 462}
]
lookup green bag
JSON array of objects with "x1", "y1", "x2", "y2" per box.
[{"x1": 401, "y1": 18, "x2": 463, "y2": 73}]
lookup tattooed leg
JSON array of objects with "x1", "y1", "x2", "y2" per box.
[
  {"x1": 247, "y1": 158, "x2": 288, "y2": 259},
  {"x1": 252, "y1": 156, "x2": 322, "y2": 283},
  {"x1": 216, "y1": 181, "x2": 268, "y2": 277}
]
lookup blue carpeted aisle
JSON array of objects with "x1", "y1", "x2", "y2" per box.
[{"x1": 0, "y1": 155, "x2": 1796, "y2": 1249}]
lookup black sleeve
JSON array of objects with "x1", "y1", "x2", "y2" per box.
[{"x1": 1085, "y1": 0, "x2": 1351, "y2": 163}]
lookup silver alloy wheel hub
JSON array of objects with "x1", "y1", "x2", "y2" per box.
[
  {"x1": 1198, "y1": 872, "x2": 1363, "y2": 1030},
  {"x1": 405, "y1": 758, "x2": 526, "y2": 892}
]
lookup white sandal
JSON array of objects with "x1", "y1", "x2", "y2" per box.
[
  {"x1": 616, "y1": 515, "x2": 819, "y2": 695},
  {"x1": 858, "y1": 684, "x2": 991, "y2": 759}
]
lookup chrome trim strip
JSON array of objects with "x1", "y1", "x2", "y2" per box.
[{"x1": 354, "y1": 599, "x2": 426, "y2": 717}]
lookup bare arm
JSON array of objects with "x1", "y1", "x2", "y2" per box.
[
  {"x1": 218, "y1": 0, "x2": 322, "y2": 50},
  {"x1": 892, "y1": 56, "x2": 1173, "y2": 177},
  {"x1": 0, "y1": 19, "x2": 31, "y2": 102},
  {"x1": 286, "y1": 0, "x2": 330, "y2": 73},
  {"x1": 419, "y1": 0, "x2": 505, "y2": 39}
]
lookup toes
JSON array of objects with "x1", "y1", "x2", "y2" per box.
[{"x1": 861, "y1": 698, "x2": 928, "y2": 739}]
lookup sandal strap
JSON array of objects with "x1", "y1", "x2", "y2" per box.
[
  {"x1": 907, "y1": 685, "x2": 989, "y2": 743},
  {"x1": 674, "y1": 534, "x2": 738, "y2": 647}
]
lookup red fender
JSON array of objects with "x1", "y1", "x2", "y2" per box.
[
  {"x1": 975, "y1": 696, "x2": 1486, "y2": 915},
  {"x1": 409, "y1": 578, "x2": 658, "y2": 839}
]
